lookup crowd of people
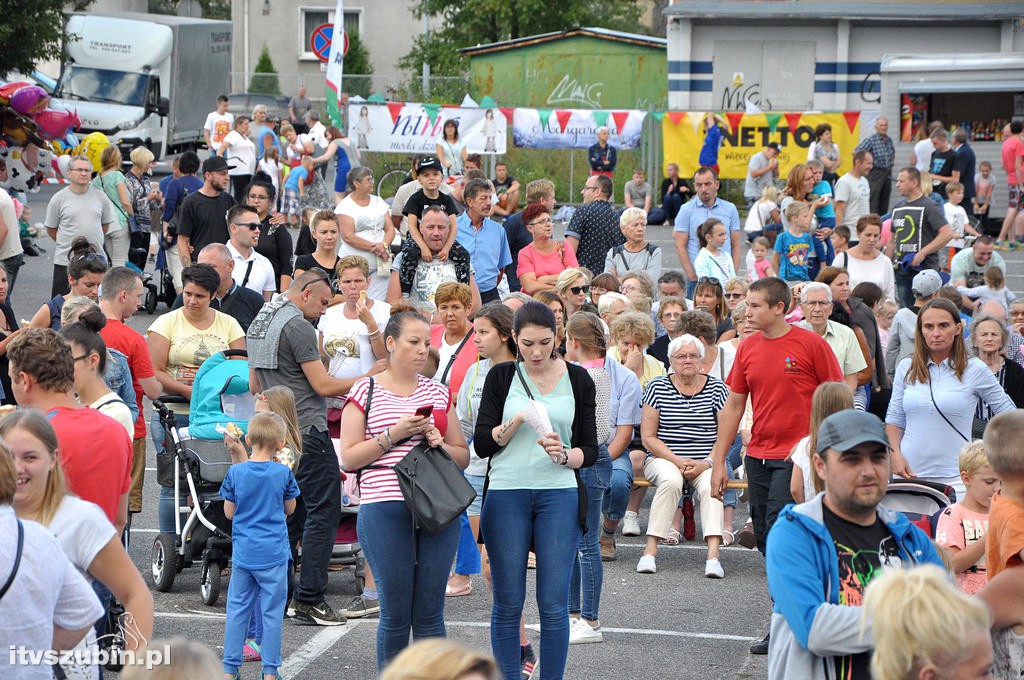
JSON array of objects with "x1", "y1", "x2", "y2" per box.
[{"x1": 3, "y1": 93, "x2": 1024, "y2": 680}]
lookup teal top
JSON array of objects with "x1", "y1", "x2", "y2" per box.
[{"x1": 488, "y1": 370, "x2": 577, "y2": 491}]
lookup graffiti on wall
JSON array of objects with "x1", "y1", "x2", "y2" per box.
[
  {"x1": 720, "y1": 72, "x2": 773, "y2": 111},
  {"x1": 546, "y1": 75, "x2": 604, "y2": 108}
]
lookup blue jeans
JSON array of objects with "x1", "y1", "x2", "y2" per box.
[
  {"x1": 571, "y1": 447, "x2": 612, "y2": 621},
  {"x1": 723, "y1": 434, "x2": 743, "y2": 509},
  {"x1": 289, "y1": 429, "x2": 341, "y2": 605},
  {"x1": 453, "y1": 511, "x2": 481, "y2": 576},
  {"x1": 482, "y1": 488, "x2": 581, "y2": 680},
  {"x1": 357, "y1": 500, "x2": 460, "y2": 671},
  {"x1": 601, "y1": 454, "x2": 634, "y2": 521},
  {"x1": 895, "y1": 268, "x2": 916, "y2": 310},
  {"x1": 222, "y1": 562, "x2": 288, "y2": 677}
]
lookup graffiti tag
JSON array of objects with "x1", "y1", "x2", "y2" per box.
[
  {"x1": 720, "y1": 82, "x2": 773, "y2": 112},
  {"x1": 546, "y1": 75, "x2": 604, "y2": 108}
]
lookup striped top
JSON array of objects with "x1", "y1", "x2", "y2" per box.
[
  {"x1": 585, "y1": 364, "x2": 613, "y2": 446},
  {"x1": 346, "y1": 375, "x2": 452, "y2": 503},
  {"x1": 641, "y1": 374, "x2": 729, "y2": 459}
]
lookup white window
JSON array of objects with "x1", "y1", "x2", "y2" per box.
[{"x1": 299, "y1": 7, "x2": 361, "y2": 61}]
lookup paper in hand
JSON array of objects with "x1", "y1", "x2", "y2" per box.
[{"x1": 521, "y1": 400, "x2": 554, "y2": 439}]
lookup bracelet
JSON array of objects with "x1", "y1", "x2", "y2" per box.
[
  {"x1": 383, "y1": 428, "x2": 393, "y2": 449},
  {"x1": 368, "y1": 328, "x2": 381, "y2": 338},
  {"x1": 559, "y1": 449, "x2": 570, "y2": 466},
  {"x1": 375, "y1": 434, "x2": 387, "y2": 453}
]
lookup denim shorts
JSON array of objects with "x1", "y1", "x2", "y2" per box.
[{"x1": 466, "y1": 473, "x2": 486, "y2": 516}]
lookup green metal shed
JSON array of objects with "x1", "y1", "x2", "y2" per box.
[{"x1": 460, "y1": 27, "x2": 667, "y2": 110}]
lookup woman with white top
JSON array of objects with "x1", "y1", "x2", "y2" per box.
[
  {"x1": 335, "y1": 167, "x2": 395, "y2": 300},
  {"x1": 436, "y1": 120, "x2": 467, "y2": 179},
  {"x1": 218, "y1": 116, "x2": 257, "y2": 199},
  {"x1": 7, "y1": 409, "x2": 154, "y2": 678},
  {"x1": 832, "y1": 214, "x2": 895, "y2": 302},
  {"x1": 886, "y1": 298, "x2": 1014, "y2": 499}
]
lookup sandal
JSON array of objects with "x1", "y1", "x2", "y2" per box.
[
  {"x1": 659, "y1": 528, "x2": 681, "y2": 546},
  {"x1": 243, "y1": 639, "x2": 262, "y2": 662},
  {"x1": 445, "y1": 581, "x2": 473, "y2": 597},
  {"x1": 722, "y1": 530, "x2": 736, "y2": 548}
]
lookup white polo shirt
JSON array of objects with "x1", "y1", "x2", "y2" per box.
[{"x1": 227, "y1": 240, "x2": 276, "y2": 296}]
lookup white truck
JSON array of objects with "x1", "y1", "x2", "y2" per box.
[{"x1": 52, "y1": 12, "x2": 232, "y2": 160}]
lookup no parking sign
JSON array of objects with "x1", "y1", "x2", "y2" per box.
[{"x1": 311, "y1": 23, "x2": 348, "y2": 63}]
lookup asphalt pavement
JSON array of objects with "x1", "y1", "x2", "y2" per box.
[{"x1": 14, "y1": 182, "x2": 1023, "y2": 679}]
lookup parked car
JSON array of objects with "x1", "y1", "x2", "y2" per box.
[{"x1": 226, "y1": 93, "x2": 291, "y2": 123}]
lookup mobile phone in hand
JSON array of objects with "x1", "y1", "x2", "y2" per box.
[{"x1": 415, "y1": 404, "x2": 433, "y2": 417}]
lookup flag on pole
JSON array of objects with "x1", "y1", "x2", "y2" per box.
[{"x1": 325, "y1": 0, "x2": 345, "y2": 128}]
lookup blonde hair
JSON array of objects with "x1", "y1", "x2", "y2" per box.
[
  {"x1": 99, "y1": 145, "x2": 123, "y2": 172},
  {"x1": 808, "y1": 384, "x2": 855, "y2": 494},
  {"x1": 380, "y1": 639, "x2": 496, "y2": 680},
  {"x1": 60, "y1": 295, "x2": 99, "y2": 325},
  {"x1": 565, "y1": 311, "x2": 606, "y2": 357},
  {"x1": 983, "y1": 409, "x2": 1024, "y2": 477},
  {"x1": 784, "y1": 200, "x2": 809, "y2": 221},
  {"x1": 119, "y1": 637, "x2": 221, "y2": 680},
  {"x1": 336, "y1": 255, "x2": 370, "y2": 278},
  {"x1": 555, "y1": 268, "x2": 586, "y2": 295},
  {"x1": 433, "y1": 281, "x2": 472, "y2": 308},
  {"x1": 258, "y1": 386, "x2": 302, "y2": 463},
  {"x1": 861, "y1": 564, "x2": 990, "y2": 680},
  {"x1": 610, "y1": 311, "x2": 656, "y2": 348},
  {"x1": 958, "y1": 441, "x2": 989, "y2": 476},
  {"x1": 130, "y1": 146, "x2": 155, "y2": 168},
  {"x1": 619, "y1": 207, "x2": 647, "y2": 229},
  {"x1": 247, "y1": 411, "x2": 287, "y2": 452},
  {"x1": 0, "y1": 410, "x2": 64, "y2": 525}
]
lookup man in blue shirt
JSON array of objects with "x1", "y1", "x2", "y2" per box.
[
  {"x1": 456, "y1": 178, "x2": 512, "y2": 304},
  {"x1": 673, "y1": 167, "x2": 741, "y2": 297}
]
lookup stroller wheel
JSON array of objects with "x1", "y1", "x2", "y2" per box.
[
  {"x1": 152, "y1": 533, "x2": 178, "y2": 592},
  {"x1": 144, "y1": 283, "x2": 158, "y2": 314},
  {"x1": 200, "y1": 560, "x2": 222, "y2": 606}
]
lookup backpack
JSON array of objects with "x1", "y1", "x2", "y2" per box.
[{"x1": 611, "y1": 243, "x2": 658, "y2": 274}]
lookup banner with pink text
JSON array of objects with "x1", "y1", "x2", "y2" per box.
[
  {"x1": 511, "y1": 108, "x2": 646, "y2": 149},
  {"x1": 346, "y1": 103, "x2": 508, "y2": 154}
]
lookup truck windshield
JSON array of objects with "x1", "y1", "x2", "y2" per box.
[{"x1": 57, "y1": 66, "x2": 148, "y2": 107}]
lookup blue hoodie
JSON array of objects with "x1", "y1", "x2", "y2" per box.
[{"x1": 766, "y1": 493, "x2": 944, "y2": 680}]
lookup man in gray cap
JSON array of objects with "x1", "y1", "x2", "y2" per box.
[{"x1": 764, "y1": 409, "x2": 944, "y2": 680}]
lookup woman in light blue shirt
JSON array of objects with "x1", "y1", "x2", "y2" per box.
[
  {"x1": 886, "y1": 298, "x2": 1013, "y2": 500},
  {"x1": 475, "y1": 301, "x2": 598, "y2": 680}
]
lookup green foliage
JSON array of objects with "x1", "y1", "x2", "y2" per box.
[
  {"x1": 0, "y1": 0, "x2": 71, "y2": 78},
  {"x1": 249, "y1": 45, "x2": 280, "y2": 95},
  {"x1": 399, "y1": 0, "x2": 647, "y2": 103},
  {"x1": 343, "y1": 31, "x2": 374, "y2": 99}
]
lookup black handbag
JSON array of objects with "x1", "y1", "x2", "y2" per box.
[{"x1": 393, "y1": 442, "x2": 476, "y2": 536}]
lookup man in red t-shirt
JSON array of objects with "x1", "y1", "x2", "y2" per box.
[
  {"x1": 8, "y1": 329, "x2": 132, "y2": 531},
  {"x1": 709, "y1": 277, "x2": 843, "y2": 654},
  {"x1": 99, "y1": 267, "x2": 162, "y2": 516},
  {"x1": 998, "y1": 120, "x2": 1024, "y2": 243}
]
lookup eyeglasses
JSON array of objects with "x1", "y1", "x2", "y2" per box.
[
  {"x1": 72, "y1": 353, "x2": 92, "y2": 362},
  {"x1": 527, "y1": 217, "x2": 551, "y2": 227},
  {"x1": 670, "y1": 353, "x2": 702, "y2": 362},
  {"x1": 724, "y1": 292, "x2": 745, "y2": 300},
  {"x1": 569, "y1": 285, "x2": 590, "y2": 295},
  {"x1": 69, "y1": 167, "x2": 92, "y2": 173},
  {"x1": 582, "y1": 185, "x2": 599, "y2": 192},
  {"x1": 70, "y1": 252, "x2": 108, "y2": 266},
  {"x1": 301, "y1": 267, "x2": 331, "y2": 291},
  {"x1": 233, "y1": 222, "x2": 261, "y2": 231},
  {"x1": 696, "y1": 277, "x2": 721, "y2": 287}
]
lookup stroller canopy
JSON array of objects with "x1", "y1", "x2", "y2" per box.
[{"x1": 188, "y1": 350, "x2": 254, "y2": 440}]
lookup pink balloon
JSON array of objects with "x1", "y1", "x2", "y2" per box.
[
  {"x1": 33, "y1": 108, "x2": 81, "y2": 142},
  {"x1": 881, "y1": 218, "x2": 891, "y2": 247},
  {"x1": 9, "y1": 85, "x2": 49, "y2": 116}
]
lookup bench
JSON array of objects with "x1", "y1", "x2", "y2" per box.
[{"x1": 633, "y1": 476, "x2": 748, "y2": 490}]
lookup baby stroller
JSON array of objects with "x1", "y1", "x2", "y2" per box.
[
  {"x1": 883, "y1": 478, "x2": 956, "y2": 538},
  {"x1": 151, "y1": 350, "x2": 254, "y2": 605}
]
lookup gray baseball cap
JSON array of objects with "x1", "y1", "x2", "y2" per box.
[{"x1": 815, "y1": 409, "x2": 890, "y2": 454}]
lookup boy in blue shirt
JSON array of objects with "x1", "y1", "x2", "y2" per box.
[
  {"x1": 806, "y1": 160, "x2": 835, "y2": 277},
  {"x1": 773, "y1": 201, "x2": 814, "y2": 283},
  {"x1": 221, "y1": 411, "x2": 300, "y2": 680},
  {"x1": 282, "y1": 155, "x2": 314, "y2": 227}
]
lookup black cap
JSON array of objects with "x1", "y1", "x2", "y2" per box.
[
  {"x1": 767, "y1": 142, "x2": 780, "y2": 151},
  {"x1": 816, "y1": 410, "x2": 890, "y2": 454},
  {"x1": 416, "y1": 156, "x2": 443, "y2": 173},
  {"x1": 202, "y1": 156, "x2": 234, "y2": 173}
]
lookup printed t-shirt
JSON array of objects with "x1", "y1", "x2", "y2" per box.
[
  {"x1": 49, "y1": 406, "x2": 132, "y2": 524},
  {"x1": 727, "y1": 325, "x2": 843, "y2": 459},
  {"x1": 775, "y1": 231, "x2": 813, "y2": 281},
  {"x1": 936, "y1": 503, "x2": 989, "y2": 594}
]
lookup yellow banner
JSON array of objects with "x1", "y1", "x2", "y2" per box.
[{"x1": 662, "y1": 111, "x2": 862, "y2": 180}]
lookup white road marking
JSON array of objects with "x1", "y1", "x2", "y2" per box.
[
  {"x1": 279, "y1": 622, "x2": 362, "y2": 677},
  {"x1": 155, "y1": 610, "x2": 226, "y2": 620},
  {"x1": 424, "y1": 621, "x2": 756, "y2": 642}
]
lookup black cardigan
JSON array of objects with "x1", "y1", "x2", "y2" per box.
[{"x1": 474, "y1": 361, "x2": 598, "y2": 532}]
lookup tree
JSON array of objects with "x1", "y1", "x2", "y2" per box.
[
  {"x1": 0, "y1": 0, "x2": 76, "y2": 78},
  {"x1": 343, "y1": 31, "x2": 374, "y2": 99},
  {"x1": 399, "y1": 0, "x2": 646, "y2": 100},
  {"x1": 249, "y1": 46, "x2": 280, "y2": 95}
]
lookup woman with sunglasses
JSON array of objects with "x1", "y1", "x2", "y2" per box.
[
  {"x1": 30, "y1": 237, "x2": 108, "y2": 330},
  {"x1": 692, "y1": 276, "x2": 734, "y2": 342},
  {"x1": 475, "y1": 301, "x2": 597, "y2": 680},
  {"x1": 555, "y1": 269, "x2": 595, "y2": 320},
  {"x1": 517, "y1": 203, "x2": 579, "y2": 296},
  {"x1": 336, "y1": 166, "x2": 395, "y2": 300},
  {"x1": 723, "y1": 278, "x2": 749, "y2": 312},
  {"x1": 60, "y1": 306, "x2": 134, "y2": 436},
  {"x1": 248, "y1": 174, "x2": 295, "y2": 293}
]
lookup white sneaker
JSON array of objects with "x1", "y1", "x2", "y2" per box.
[
  {"x1": 636, "y1": 554, "x2": 657, "y2": 574},
  {"x1": 704, "y1": 558, "x2": 725, "y2": 579},
  {"x1": 568, "y1": 618, "x2": 603, "y2": 644},
  {"x1": 621, "y1": 511, "x2": 641, "y2": 536}
]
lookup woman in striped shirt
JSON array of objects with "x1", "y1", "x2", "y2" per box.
[
  {"x1": 637, "y1": 334, "x2": 730, "y2": 578},
  {"x1": 339, "y1": 310, "x2": 470, "y2": 670}
]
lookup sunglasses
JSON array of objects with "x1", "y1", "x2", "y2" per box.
[
  {"x1": 71, "y1": 252, "x2": 108, "y2": 266},
  {"x1": 725, "y1": 292, "x2": 745, "y2": 299},
  {"x1": 301, "y1": 267, "x2": 331, "y2": 291},
  {"x1": 696, "y1": 277, "x2": 721, "y2": 287},
  {"x1": 569, "y1": 285, "x2": 590, "y2": 295},
  {"x1": 421, "y1": 204, "x2": 448, "y2": 217},
  {"x1": 233, "y1": 222, "x2": 261, "y2": 230}
]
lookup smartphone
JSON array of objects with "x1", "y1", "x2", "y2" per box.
[{"x1": 415, "y1": 404, "x2": 433, "y2": 417}]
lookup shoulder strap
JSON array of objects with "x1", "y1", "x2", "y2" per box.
[
  {"x1": 240, "y1": 260, "x2": 255, "y2": 289},
  {"x1": 93, "y1": 395, "x2": 126, "y2": 412},
  {"x1": 926, "y1": 371, "x2": 969, "y2": 442},
  {"x1": 0, "y1": 519, "x2": 24, "y2": 600},
  {"x1": 440, "y1": 330, "x2": 475, "y2": 386},
  {"x1": 514, "y1": 361, "x2": 535, "y2": 400},
  {"x1": 841, "y1": 251, "x2": 849, "y2": 269}
]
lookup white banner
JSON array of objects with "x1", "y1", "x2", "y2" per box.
[
  {"x1": 512, "y1": 109, "x2": 646, "y2": 149},
  {"x1": 346, "y1": 103, "x2": 507, "y2": 154}
]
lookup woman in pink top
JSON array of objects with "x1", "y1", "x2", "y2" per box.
[{"x1": 516, "y1": 203, "x2": 579, "y2": 296}]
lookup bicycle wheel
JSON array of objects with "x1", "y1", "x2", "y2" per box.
[{"x1": 377, "y1": 170, "x2": 408, "y2": 201}]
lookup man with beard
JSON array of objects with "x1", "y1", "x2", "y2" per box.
[
  {"x1": 176, "y1": 156, "x2": 236, "y2": 269},
  {"x1": 764, "y1": 410, "x2": 943, "y2": 679}
]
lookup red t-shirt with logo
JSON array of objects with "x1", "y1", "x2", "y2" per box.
[
  {"x1": 49, "y1": 406, "x2": 133, "y2": 524},
  {"x1": 100, "y1": 318, "x2": 155, "y2": 440},
  {"x1": 1002, "y1": 136, "x2": 1024, "y2": 186},
  {"x1": 727, "y1": 324, "x2": 843, "y2": 460}
]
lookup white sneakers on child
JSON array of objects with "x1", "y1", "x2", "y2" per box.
[{"x1": 705, "y1": 558, "x2": 725, "y2": 579}]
